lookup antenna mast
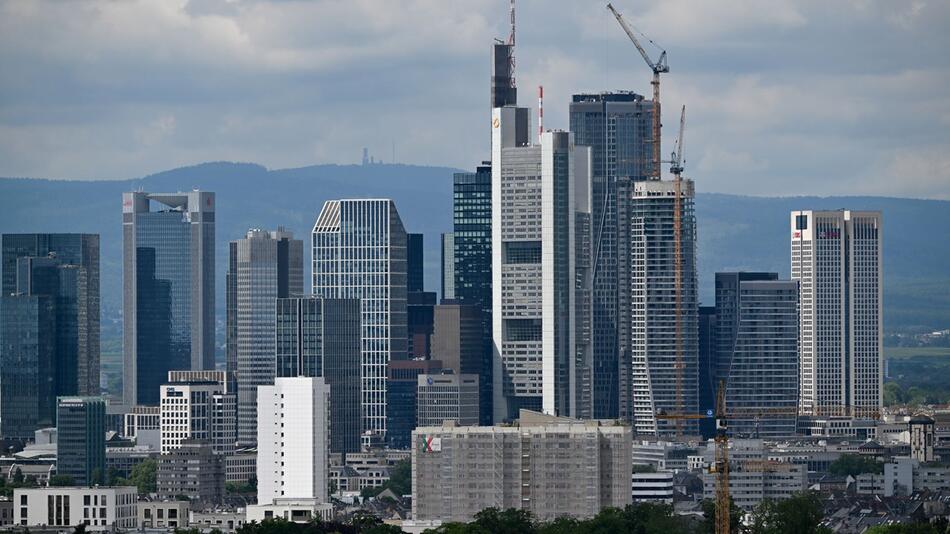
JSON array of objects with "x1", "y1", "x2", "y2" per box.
[{"x1": 508, "y1": 0, "x2": 516, "y2": 88}]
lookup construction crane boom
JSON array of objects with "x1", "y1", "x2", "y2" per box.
[{"x1": 606, "y1": 2, "x2": 667, "y2": 179}]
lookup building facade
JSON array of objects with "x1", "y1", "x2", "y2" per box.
[
  {"x1": 416, "y1": 373, "x2": 480, "y2": 428},
  {"x1": 432, "y1": 303, "x2": 490, "y2": 424},
  {"x1": 491, "y1": 107, "x2": 593, "y2": 421},
  {"x1": 569, "y1": 92, "x2": 654, "y2": 420},
  {"x1": 451, "y1": 164, "x2": 493, "y2": 423},
  {"x1": 228, "y1": 228, "x2": 303, "y2": 446},
  {"x1": 791, "y1": 210, "x2": 882, "y2": 417},
  {"x1": 13, "y1": 487, "x2": 137, "y2": 529},
  {"x1": 1, "y1": 234, "x2": 100, "y2": 398},
  {"x1": 440, "y1": 233, "x2": 455, "y2": 300},
  {"x1": 412, "y1": 411, "x2": 631, "y2": 522},
  {"x1": 312, "y1": 199, "x2": 408, "y2": 439},
  {"x1": 715, "y1": 274, "x2": 799, "y2": 438},
  {"x1": 256, "y1": 377, "x2": 330, "y2": 505},
  {"x1": 275, "y1": 297, "x2": 361, "y2": 454},
  {"x1": 56, "y1": 397, "x2": 106, "y2": 486},
  {"x1": 157, "y1": 440, "x2": 225, "y2": 507},
  {"x1": 159, "y1": 372, "x2": 236, "y2": 455},
  {"x1": 385, "y1": 359, "x2": 444, "y2": 450},
  {"x1": 122, "y1": 191, "x2": 215, "y2": 406},
  {"x1": 623, "y1": 179, "x2": 699, "y2": 436}
]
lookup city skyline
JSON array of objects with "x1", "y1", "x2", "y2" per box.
[{"x1": 0, "y1": 2, "x2": 947, "y2": 201}]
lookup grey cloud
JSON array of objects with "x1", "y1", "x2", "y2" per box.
[{"x1": 0, "y1": 0, "x2": 948, "y2": 198}]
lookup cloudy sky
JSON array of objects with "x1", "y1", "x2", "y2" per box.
[{"x1": 1, "y1": 0, "x2": 948, "y2": 198}]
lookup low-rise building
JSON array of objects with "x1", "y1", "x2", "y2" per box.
[
  {"x1": 107, "y1": 445, "x2": 158, "y2": 479},
  {"x1": 13, "y1": 487, "x2": 137, "y2": 529},
  {"x1": 226, "y1": 447, "x2": 256, "y2": 483},
  {"x1": 412, "y1": 410, "x2": 632, "y2": 522},
  {"x1": 246, "y1": 499, "x2": 333, "y2": 522},
  {"x1": 157, "y1": 440, "x2": 225, "y2": 507},
  {"x1": 700, "y1": 440, "x2": 807, "y2": 510},
  {"x1": 632, "y1": 471, "x2": 674, "y2": 503},
  {"x1": 190, "y1": 509, "x2": 247, "y2": 532},
  {"x1": 138, "y1": 500, "x2": 189, "y2": 529},
  {"x1": 0, "y1": 499, "x2": 13, "y2": 526},
  {"x1": 855, "y1": 473, "x2": 885, "y2": 495}
]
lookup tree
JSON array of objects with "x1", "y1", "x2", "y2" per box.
[
  {"x1": 700, "y1": 498, "x2": 744, "y2": 534},
  {"x1": 866, "y1": 522, "x2": 949, "y2": 534},
  {"x1": 471, "y1": 508, "x2": 535, "y2": 534},
  {"x1": 828, "y1": 454, "x2": 884, "y2": 477},
  {"x1": 48, "y1": 474, "x2": 75, "y2": 487},
  {"x1": 73, "y1": 524, "x2": 87, "y2": 534},
  {"x1": 12, "y1": 468, "x2": 23, "y2": 485},
  {"x1": 128, "y1": 458, "x2": 157, "y2": 494},
  {"x1": 747, "y1": 492, "x2": 831, "y2": 534}
]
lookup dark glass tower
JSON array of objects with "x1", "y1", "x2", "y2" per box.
[
  {"x1": 56, "y1": 396, "x2": 106, "y2": 485},
  {"x1": 1, "y1": 234, "x2": 100, "y2": 397},
  {"x1": 275, "y1": 297, "x2": 361, "y2": 454},
  {"x1": 122, "y1": 192, "x2": 215, "y2": 406},
  {"x1": 569, "y1": 92, "x2": 653, "y2": 419},
  {"x1": 1, "y1": 292, "x2": 55, "y2": 437},
  {"x1": 407, "y1": 233, "x2": 425, "y2": 294},
  {"x1": 451, "y1": 164, "x2": 493, "y2": 422}
]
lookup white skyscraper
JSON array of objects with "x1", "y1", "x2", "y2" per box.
[
  {"x1": 255, "y1": 377, "x2": 330, "y2": 504},
  {"x1": 312, "y1": 199, "x2": 408, "y2": 439},
  {"x1": 791, "y1": 210, "x2": 882, "y2": 417},
  {"x1": 491, "y1": 106, "x2": 593, "y2": 422}
]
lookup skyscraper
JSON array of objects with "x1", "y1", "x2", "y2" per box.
[
  {"x1": 432, "y1": 303, "x2": 489, "y2": 424},
  {"x1": 440, "y1": 233, "x2": 455, "y2": 301},
  {"x1": 791, "y1": 210, "x2": 882, "y2": 417},
  {"x1": 122, "y1": 191, "x2": 215, "y2": 406},
  {"x1": 452, "y1": 164, "x2": 493, "y2": 422},
  {"x1": 715, "y1": 274, "x2": 799, "y2": 438},
  {"x1": 386, "y1": 359, "x2": 444, "y2": 450},
  {"x1": 1, "y1": 292, "x2": 55, "y2": 437},
  {"x1": 256, "y1": 377, "x2": 330, "y2": 505},
  {"x1": 491, "y1": 107, "x2": 593, "y2": 421},
  {"x1": 312, "y1": 199, "x2": 408, "y2": 439},
  {"x1": 275, "y1": 297, "x2": 361, "y2": 454},
  {"x1": 56, "y1": 396, "x2": 106, "y2": 486},
  {"x1": 623, "y1": 179, "x2": 699, "y2": 436},
  {"x1": 227, "y1": 228, "x2": 303, "y2": 446},
  {"x1": 569, "y1": 93, "x2": 654, "y2": 419},
  {"x1": 407, "y1": 233, "x2": 425, "y2": 294},
  {"x1": 1, "y1": 234, "x2": 100, "y2": 397}
]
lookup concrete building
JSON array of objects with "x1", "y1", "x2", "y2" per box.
[
  {"x1": 13, "y1": 486, "x2": 137, "y2": 529},
  {"x1": 159, "y1": 371, "x2": 236, "y2": 455},
  {"x1": 228, "y1": 228, "x2": 303, "y2": 446},
  {"x1": 122, "y1": 191, "x2": 215, "y2": 406},
  {"x1": 715, "y1": 274, "x2": 799, "y2": 438},
  {"x1": 386, "y1": 359, "x2": 444, "y2": 450},
  {"x1": 624, "y1": 179, "x2": 699, "y2": 436},
  {"x1": 1, "y1": 234, "x2": 100, "y2": 396},
  {"x1": 416, "y1": 373, "x2": 480, "y2": 427},
  {"x1": 275, "y1": 297, "x2": 361, "y2": 454},
  {"x1": 451, "y1": 163, "x2": 494, "y2": 425},
  {"x1": 909, "y1": 415, "x2": 935, "y2": 462},
  {"x1": 700, "y1": 440, "x2": 806, "y2": 510},
  {"x1": 246, "y1": 500, "x2": 333, "y2": 523},
  {"x1": 440, "y1": 233, "x2": 455, "y2": 301},
  {"x1": 312, "y1": 199, "x2": 408, "y2": 440},
  {"x1": 157, "y1": 440, "x2": 225, "y2": 507},
  {"x1": 569, "y1": 92, "x2": 655, "y2": 420},
  {"x1": 226, "y1": 447, "x2": 256, "y2": 483},
  {"x1": 190, "y1": 510, "x2": 247, "y2": 532},
  {"x1": 631, "y1": 471, "x2": 675, "y2": 503},
  {"x1": 791, "y1": 210, "x2": 882, "y2": 417},
  {"x1": 56, "y1": 397, "x2": 105, "y2": 486},
  {"x1": 139, "y1": 501, "x2": 189, "y2": 529},
  {"x1": 491, "y1": 106, "x2": 593, "y2": 421},
  {"x1": 123, "y1": 405, "x2": 159, "y2": 442},
  {"x1": 412, "y1": 410, "x2": 631, "y2": 522},
  {"x1": 432, "y1": 302, "x2": 489, "y2": 424},
  {"x1": 256, "y1": 377, "x2": 330, "y2": 505}
]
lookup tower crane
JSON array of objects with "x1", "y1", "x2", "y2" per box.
[{"x1": 606, "y1": 2, "x2": 668, "y2": 180}]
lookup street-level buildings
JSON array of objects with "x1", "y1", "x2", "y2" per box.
[{"x1": 13, "y1": 486, "x2": 137, "y2": 530}]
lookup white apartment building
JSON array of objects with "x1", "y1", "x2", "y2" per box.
[
  {"x1": 632, "y1": 471, "x2": 674, "y2": 503},
  {"x1": 254, "y1": 377, "x2": 330, "y2": 505},
  {"x1": 13, "y1": 487, "x2": 137, "y2": 530},
  {"x1": 791, "y1": 210, "x2": 882, "y2": 417},
  {"x1": 491, "y1": 106, "x2": 593, "y2": 421}
]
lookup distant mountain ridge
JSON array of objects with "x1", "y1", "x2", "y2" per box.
[{"x1": 1, "y1": 161, "x2": 947, "y2": 332}]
